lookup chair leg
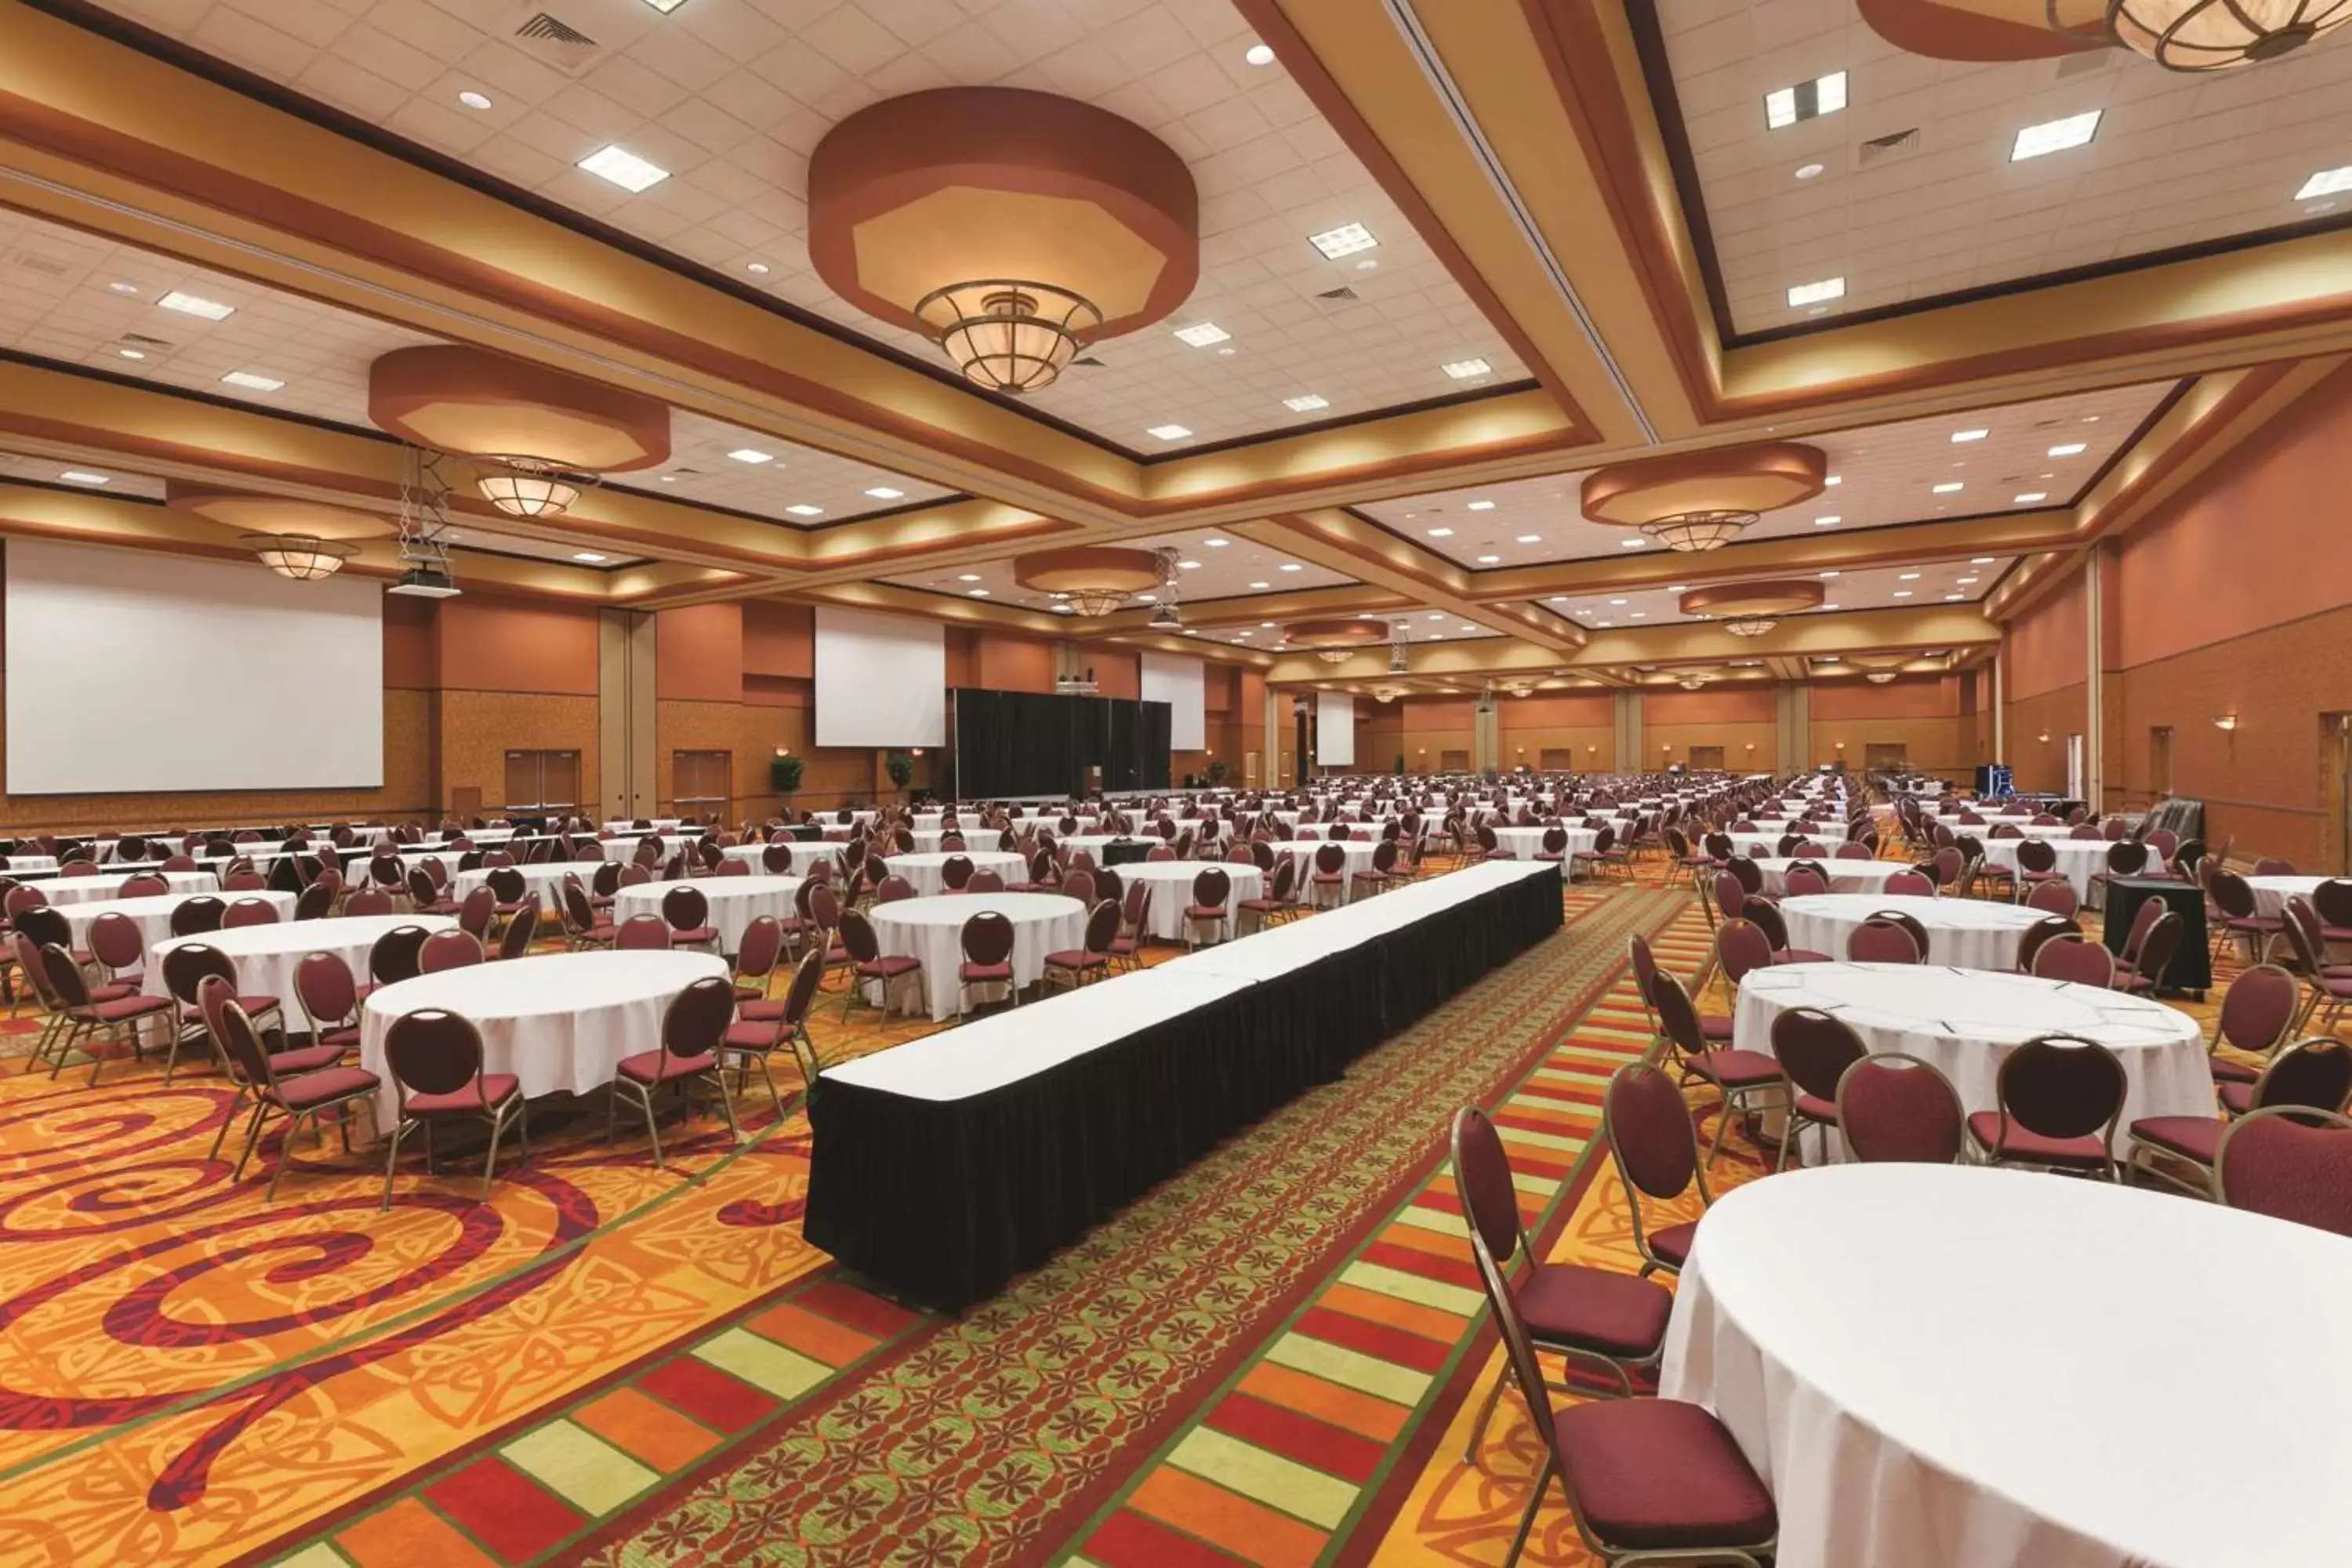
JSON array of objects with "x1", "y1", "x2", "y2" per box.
[
  {"x1": 641, "y1": 1086, "x2": 663, "y2": 1170},
  {"x1": 481, "y1": 1112, "x2": 507, "y2": 1201},
  {"x1": 1462, "y1": 1356, "x2": 1510, "y2": 1461},
  {"x1": 265, "y1": 1110, "x2": 307, "y2": 1200},
  {"x1": 711, "y1": 1069, "x2": 741, "y2": 1145},
  {"x1": 1500, "y1": 1455, "x2": 1559, "y2": 1568},
  {"x1": 379, "y1": 1120, "x2": 410, "y2": 1211}
]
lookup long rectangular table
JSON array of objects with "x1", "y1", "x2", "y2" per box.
[{"x1": 804, "y1": 860, "x2": 1563, "y2": 1308}]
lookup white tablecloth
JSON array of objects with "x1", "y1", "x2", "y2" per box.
[
  {"x1": 60, "y1": 888, "x2": 299, "y2": 949},
  {"x1": 877, "y1": 851, "x2": 1028, "y2": 898},
  {"x1": 1164, "y1": 861, "x2": 1555, "y2": 984},
  {"x1": 0, "y1": 855, "x2": 59, "y2": 875},
  {"x1": 358, "y1": 949, "x2": 727, "y2": 1120},
  {"x1": 147, "y1": 913, "x2": 457, "y2": 1025},
  {"x1": 452, "y1": 862, "x2": 586, "y2": 911},
  {"x1": 1275, "y1": 838, "x2": 1380, "y2": 904},
  {"x1": 1489, "y1": 825, "x2": 1569, "y2": 863},
  {"x1": 1733, "y1": 963, "x2": 2210, "y2": 1148},
  {"x1": 1662, "y1": 1163, "x2": 2352, "y2": 1567},
  {"x1": 35, "y1": 869, "x2": 216, "y2": 906},
  {"x1": 2248, "y1": 874, "x2": 2328, "y2": 919},
  {"x1": 1120, "y1": 861, "x2": 1262, "y2": 942},
  {"x1": 612, "y1": 875, "x2": 801, "y2": 952},
  {"x1": 1980, "y1": 838, "x2": 2159, "y2": 902},
  {"x1": 1779, "y1": 894, "x2": 2050, "y2": 971},
  {"x1": 1746, "y1": 857, "x2": 1914, "y2": 896},
  {"x1": 602, "y1": 819, "x2": 683, "y2": 834},
  {"x1": 868, "y1": 892, "x2": 1086, "y2": 1021}
]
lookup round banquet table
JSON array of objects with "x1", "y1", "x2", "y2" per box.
[
  {"x1": 0, "y1": 855, "x2": 59, "y2": 875},
  {"x1": 877, "y1": 850, "x2": 1027, "y2": 898},
  {"x1": 2247, "y1": 874, "x2": 2328, "y2": 920},
  {"x1": 59, "y1": 888, "x2": 299, "y2": 949},
  {"x1": 1778, "y1": 893, "x2": 2052, "y2": 971},
  {"x1": 1272, "y1": 837, "x2": 1379, "y2": 903},
  {"x1": 1979, "y1": 839, "x2": 2161, "y2": 903},
  {"x1": 612, "y1": 874, "x2": 802, "y2": 953},
  {"x1": 601, "y1": 818, "x2": 683, "y2": 835},
  {"x1": 146, "y1": 913, "x2": 457, "y2": 1026},
  {"x1": 34, "y1": 869, "x2": 216, "y2": 906},
  {"x1": 1661, "y1": 1163, "x2": 2352, "y2": 1567},
  {"x1": 1120, "y1": 860, "x2": 1263, "y2": 942},
  {"x1": 1733, "y1": 962, "x2": 2211, "y2": 1149},
  {"x1": 1488, "y1": 825, "x2": 1568, "y2": 862},
  {"x1": 1744, "y1": 857, "x2": 1915, "y2": 896},
  {"x1": 358, "y1": 949, "x2": 728, "y2": 1121},
  {"x1": 867, "y1": 892, "x2": 1085, "y2": 1022},
  {"x1": 451, "y1": 861, "x2": 584, "y2": 911},
  {"x1": 720, "y1": 841, "x2": 808, "y2": 873}
]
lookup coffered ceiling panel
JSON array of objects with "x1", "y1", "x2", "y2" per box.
[
  {"x1": 0, "y1": 451, "x2": 165, "y2": 497},
  {"x1": 1353, "y1": 377, "x2": 2174, "y2": 567},
  {"x1": 1536, "y1": 556, "x2": 2013, "y2": 630},
  {"x1": 1649, "y1": 0, "x2": 2352, "y2": 337},
  {"x1": 884, "y1": 524, "x2": 1356, "y2": 612},
  {"x1": 82, "y1": 0, "x2": 1529, "y2": 449}
]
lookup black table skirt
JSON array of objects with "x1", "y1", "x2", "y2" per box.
[
  {"x1": 803, "y1": 869, "x2": 1563, "y2": 1309},
  {"x1": 2102, "y1": 875, "x2": 2212, "y2": 996},
  {"x1": 1100, "y1": 839, "x2": 1156, "y2": 867}
]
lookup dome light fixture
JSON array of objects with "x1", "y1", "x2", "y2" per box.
[
  {"x1": 1014, "y1": 546, "x2": 1163, "y2": 617},
  {"x1": 1866, "y1": 670, "x2": 1899, "y2": 684},
  {"x1": 477, "y1": 456, "x2": 593, "y2": 518},
  {"x1": 241, "y1": 532, "x2": 358, "y2": 581},
  {"x1": 2105, "y1": 0, "x2": 2352, "y2": 71},
  {"x1": 916, "y1": 280, "x2": 1103, "y2": 393},
  {"x1": 1642, "y1": 509, "x2": 1760, "y2": 553},
  {"x1": 1722, "y1": 614, "x2": 1779, "y2": 637},
  {"x1": 1283, "y1": 617, "x2": 1389, "y2": 667}
]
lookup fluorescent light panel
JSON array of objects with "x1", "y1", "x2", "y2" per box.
[
  {"x1": 1283, "y1": 394, "x2": 1329, "y2": 412},
  {"x1": 1145, "y1": 424, "x2": 1192, "y2": 441},
  {"x1": 2011, "y1": 111, "x2": 2100, "y2": 162},
  {"x1": 2296, "y1": 166, "x2": 2352, "y2": 201},
  {"x1": 1173, "y1": 322, "x2": 1230, "y2": 347},
  {"x1": 1786, "y1": 276, "x2": 1845, "y2": 307},
  {"x1": 220, "y1": 371, "x2": 284, "y2": 392},
  {"x1": 1441, "y1": 358, "x2": 1492, "y2": 380},
  {"x1": 1763, "y1": 71, "x2": 1846, "y2": 130},
  {"x1": 158, "y1": 291, "x2": 233, "y2": 321},
  {"x1": 1308, "y1": 222, "x2": 1377, "y2": 260},
  {"x1": 577, "y1": 144, "x2": 670, "y2": 191}
]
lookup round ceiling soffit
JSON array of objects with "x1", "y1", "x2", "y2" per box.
[{"x1": 367, "y1": 346, "x2": 672, "y2": 472}]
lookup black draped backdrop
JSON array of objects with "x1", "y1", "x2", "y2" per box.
[{"x1": 952, "y1": 688, "x2": 1172, "y2": 799}]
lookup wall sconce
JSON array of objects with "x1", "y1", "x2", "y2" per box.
[
  {"x1": 1744, "y1": 742, "x2": 1755, "y2": 753},
  {"x1": 773, "y1": 746, "x2": 790, "y2": 757},
  {"x1": 1586, "y1": 744, "x2": 1597, "y2": 753},
  {"x1": 2037, "y1": 731, "x2": 2051, "y2": 743},
  {"x1": 1834, "y1": 741, "x2": 1846, "y2": 751},
  {"x1": 2213, "y1": 714, "x2": 2238, "y2": 731},
  {"x1": 909, "y1": 748, "x2": 925, "y2": 757}
]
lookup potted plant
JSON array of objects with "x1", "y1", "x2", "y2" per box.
[
  {"x1": 1207, "y1": 758, "x2": 1229, "y2": 786},
  {"x1": 884, "y1": 751, "x2": 914, "y2": 796},
  {"x1": 768, "y1": 753, "x2": 804, "y2": 797},
  {"x1": 1393, "y1": 753, "x2": 1405, "y2": 773}
]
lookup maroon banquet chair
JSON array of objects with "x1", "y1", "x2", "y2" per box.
[
  {"x1": 1184, "y1": 865, "x2": 1232, "y2": 948},
  {"x1": 837, "y1": 909, "x2": 921, "y2": 1021},
  {"x1": 660, "y1": 884, "x2": 720, "y2": 954},
  {"x1": 1638, "y1": 931, "x2": 1730, "y2": 1046},
  {"x1": 1834, "y1": 1052, "x2": 1965, "y2": 1163},
  {"x1": 494, "y1": 902, "x2": 539, "y2": 959},
  {"x1": 1042, "y1": 899, "x2": 1120, "y2": 994},
  {"x1": 956, "y1": 910, "x2": 1017, "y2": 1017},
  {"x1": 2114, "y1": 909, "x2": 2183, "y2": 995},
  {"x1": 1602, "y1": 1062, "x2": 1712, "y2": 1278},
  {"x1": 85, "y1": 911, "x2": 147, "y2": 996},
  {"x1": 2031, "y1": 934, "x2": 2117, "y2": 989},
  {"x1": 170, "y1": 895, "x2": 227, "y2": 937},
  {"x1": 1965, "y1": 1033, "x2": 2128, "y2": 1178},
  {"x1": 40, "y1": 941, "x2": 176, "y2": 1086},
  {"x1": 608, "y1": 975, "x2": 740, "y2": 1168},
  {"x1": 1450, "y1": 1108, "x2": 1674, "y2": 1450},
  {"x1": 2202, "y1": 962, "x2": 2299, "y2": 1087},
  {"x1": 379, "y1": 1007, "x2": 527, "y2": 1208},
  {"x1": 1740, "y1": 897, "x2": 1830, "y2": 964},
  {"x1": 1770, "y1": 1006, "x2": 1867, "y2": 1171},
  {"x1": 940, "y1": 853, "x2": 975, "y2": 892},
  {"x1": 223, "y1": 897, "x2": 280, "y2": 929},
  {"x1": 369, "y1": 924, "x2": 432, "y2": 986},
  {"x1": 2126, "y1": 1036, "x2": 2352, "y2": 1196},
  {"x1": 203, "y1": 989, "x2": 379, "y2": 1200},
  {"x1": 2024, "y1": 877, "x2": 2080, "y2": 920},
  {"x1": 1845, "y1": 916, "x2": 1922, "y2": 964},
  {"x1": 161, "y1": 940, "x2": 285, "y2": 1080},
  {"x1": 615, "y1": 913, "x2": 670, "y2": 952},
  {"x1": 1651, "y1": 968, "x2": 1784, "y2": 1167},
  {"x1": 417, "y1": 929, "x2": 485, "y2": 974},
  {"x1": 343, "y1": 887, "x2": 394, "y2": 918},
  {"x1": 2215, "y1": 1105, "x2": 2352, "y2": 1236},
  {"x1": 295, "y1": 952, "x2": 365, "y2": 1048}
]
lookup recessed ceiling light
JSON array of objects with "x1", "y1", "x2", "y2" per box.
[
  {"x1": 1764, "y1": 70, "x2": 1847, "y2": 130},
  {"x1": 1283, "y1": 394, "x2": 1330, "y2": 412},
  {"x1": 1972, "y1": 556, "x2": 1996, "y2": 564},
  {"x1": 1668, "y1": 584, "x2": 1688, "y2": 592},
  {"x1": 1819, "y1": 570, "x2": 1841, "y2": 579},
  {"x1": 117, "y1": 348, "x2": 144, "y2": 360},
  {"x1": 1551, "y1": 595, "x2": 1571, "y2": 603},
  {"x1": 1442, "y1": 358, "x2": 1492, "y2": 380},
  {"x1": 1609, "y1": 597, "x2": 1628, "y2": 605},
  {"x1": 1821, "y1": 604, "x2": 1838, "y2": 612},
  {"x1": 746, "y1": 262, "x2": 770, "y2": 275},
  {"x1": 1594, "y1": 622, "x2": 1611, "y2": 628},
  {"x1": 220, "y1": 370, "x2": 284, "y2": 392},
  {"x1": 1932, "y1": 481, "x2": 1965, "y2": 494},
  {"x1": 1795, "y1": 162, "x2": 1825, "y2": 180},
  {"x1": 2014, "y1": 491, "x2": 2048, "y2": 503},
  {"x1": 1428, "y1": 613, "x2": 1446, "y2": 620},
  {"x1": 1944, "y1": 593, "x2": 1964, "y2": 601},
  {"x1": 1356, "y1": 258, "x2": 1380, "y2": 272},
  {"x1": 1787, "y1": 276, "x2": 1846, "y2": 307},
  {"x1": 1956, "y1": 575, "x2": 1979, "y2": 585},
  {"x1": 1279, "y1": 562, "x2": 1303, "y2": 572},
  {"x1": 786, "y1": 504, "x2": 824, "y2": 517},
  {"x1": 657, "y1": 475, "x2": 677, "y2": 483},
  {"x1": 158, "y1": 291, "x2": 233, "y2": 321},
  {"x1": 1476, "y1": 554, "x2": 1501, "y2": 564},
  {"x1": 59, "y1": 470, "x2": 110, "y2": 485},
  {"x1": 578, "y1": 144, "x2": 670, "y2": 192},
  {"x1": 1515, "y1": 534, "x2": 1542, "y2": 544},
  {"x1": 1178, "y1": 559, "x2": 1201, "y2": 569},
  {"x1": 956, "y1": 574, "x2": 982, "y2": 583},
  {"x1": 1261, "y1": 621, "x2": 1277, "y2": 628},
  {"x1": 1824, "y1": 474, "x2": 1842, "y2": 486},
  {"x1": 2296, "y1": 167, "x2": 2352, "y2": 201},
  {"x1": 1203, "y1": 537, "x2": 1229, "y2": 547},
  {"x1": 1630, "y1": 612, "x2": 1646, "y2": 619},
  {"x1": 1308, "y1": 222, "x2": 1378, "y2": 260},
  {"x1": 107, "y1": 281, "x2": 139, "y2": 296},
  {"x1": 1951, "y1": 428, "x2": 1988, "y2": 443},
  {"x1": 1893, "y1": 590, "x2": 1913, "y2": 598},
  {"x1": 968, "y1": 588, "x2": 990, "y2": 597},
  {"x1": 864, "y1": 486, "x2": 904, "y2": 499},
  {"x1": 1425, "y1": 527, "x2": 1454, "y2": 538},
  {"x1": 728, "y1": 448, "x2": 774, "y2": 464},
  {"x1": 1250, "y1": 580, "x2": 1271, "y2": 590},
  {"x1": 458, "y1": 89, "x2": 494, "y2": 111},
  {"x1": 1245, "y1": 42, "x2": 1276, "y2": 66},
  {"x1": 2011, "y1": 110, "x2": 2100, "y2": 162},
  {"x1": 2048, "y1": 442, "x2": 2087, "y2": 457},
  {"x1": 1174, "y1": 322, "x2": 1231, "y2": 347},
  {"x1": 638, "y1": 0, "x2": 691, "y2": 11},
  {"x1": 1146, "y1": 423, "x2": 1192, "y2": 441},
  {"x1": 1466, "y1": 499, "x2": 1496, "y2": 511},
  {"x1": 1899, "y1": 572, "x2": 1922, "y2": 580},
  {"x1": 1814, "y1": 515, "x2": 1841, "y2": 526},
  {"x1": 1620, "y1": 538, "x2": 1644, "y2": 548},
  {"x1": 572, "y1": 552, "x2": 608, "y2": 564}
]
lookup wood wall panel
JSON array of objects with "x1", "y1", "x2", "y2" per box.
[
  {"x1": 441, "y1": 691, "x2": 599, "y2": 814},
  {"x1": 2005, "y1": 684, "x2": 2089, "y2": 796}
]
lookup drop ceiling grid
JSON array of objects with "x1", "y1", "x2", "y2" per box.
[
  {"x1": 1655, "y1": 0, "x2": 2352, "y2": 336},
  {"x1": 611, "y1": 408, "x2": 955, "y2": 523},
  {"x1": 1353, "y1": 376, "x2": 2172, "y2": 568},
  {"x1": 0, "y1": 452, "x2": 168, "y2": 498},
  {"x1": 884, "y1": 524, "x2": 1359, "y2": 612},
  {"x1": 82, "y1": 0, "x2": 1527, "y2": 448},
  {"x1": 1537, "y1": 557, "x2": 2013, "y2": 630}
]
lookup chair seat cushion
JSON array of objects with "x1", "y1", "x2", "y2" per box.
[
  {"x1": 736, "y1": 998, "x2": 786, "y2": 1023},
  {"x1": 618, "y1": 1049, "x2": 715, "y2": 1083},
  {"x1": 267, "y1": 1042, "x2": 347, "y2": 1075},
  {"x1": 1553, "y1": 1398, "x2": 1776, "y2": 1552},
  {"x1": 406, "y1": 1073, "x2": 521, "y2": 1114},
  {"x1": 732, "y1": 982, "x2": 768, "y2": 1003},
  {"x1": 1699, "y1": 1014, "x2": 1734, "y2": 1042},
  {"x1": 2220, "y1": 1081, "x2": 2256, "y2": 1116},
  {"x1": 270, "y1": 1065, "x2": 379, "y2": 1110},
  {"x1": 2129, "y1": 1114, "x2": 2222, "y2": 1163},
  {"x1": 667, "y1": 927, "x2": 719, "y2": 946},
  {"x1": 860, "y1": 955, "x2": 921, "y2": 978},
  {"x1": 2209, "y1": 1056, "x2": 2261, "y2": 1084},
  {"x1": 959, "y1": 960, "x2": 1013, "y2": 982},
  {"x1": 1184, "y1": 905, "x2": 1226, "y2": 920},
  {"x1": 720, "y1": 1022, "x2": 779, "y2": 1052},
  {"x1": 1773, "y1": 948, "x2": 1834, "y2": 965},
  {"x1": 1690, "y1": 1048, "x2": 1782, "y2": 1090},
  {"x1": 1108, "y1": 935, "x2": 1138, "y2": 956},
  {"x1": 1966, "y1": 1112, "x2": 2111, "y2": 1166},
  {"x1": 91, "y1": 979, "x2": 140, "y2": 1003},
  {"x1": 1043, "y1": 949, "x2": 1106, "y2": 971},
  {"x1": 81, "y1": 994, "x2": 174, "y2": 1023},
  {"x1": 1514, "y1": 1262, "x2": 1673, "y2": 1358},
  {"x1": 1646, "y1": 1220, "x2": 1698, "y2": 1270},
  {"x1": 1791, "y1": 1090, "x2": 1838, "y2": 1126}
]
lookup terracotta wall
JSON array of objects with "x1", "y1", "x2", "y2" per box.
[
  {"x1": 2002, "y1": 568, "x2": 2091, "y2": 795},
  {"x1": 1501, "y1": 691, "x2": 1615, "y2": 771},
  {"x1": 1640, "y1": 687, "x2": 1774, "y2": 769},
  {"x1": 1808, "y1": 675, "x2": 1981, "y2": 779}
]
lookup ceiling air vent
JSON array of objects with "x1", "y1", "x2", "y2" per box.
[
  {"x1": 2056, "y1": 49, "x2": 2114, "y2": 80},
  {"x1": 1857, "y1": 128, "x2": 1920, "y2": 167},
  {"x1": 12, "y1": 252, "x2": 73, "y2": 277},
  {"x1": 120, "y1": 332, "x2": 172, "y2": 347},
  {"x1": 513, "y1": 12, "x2": 601, "y2": 73},
  {"x1": 1316, "y1": 285, "x2": 1359, "y2": 302},
  {"x1": 1070, "y1": 355, "x2": 1106, "y2": 368}
]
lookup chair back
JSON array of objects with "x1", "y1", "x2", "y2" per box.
[
  {"x1": 1882, "y1": 869, "x2": 1935, "y2": 897},
  {"x1": 497, "y1": 902, "x2": 539, "y2": 958},
  {"x1": 419, "y1": 929, "x2": 484, "y2": 973},
  {"x1": 2132, "y1": 910, "x2": 2183, "y2": 989},
  {"x1": 2219, "y1": 963, "x2": 2299, "y2": 1058},
  {"x1": 1783, "y1": 862, "x2": 1829, "y2": 897},
  {"x1": 87, "y1": 911, "x2": 143, "y2": 973},
  {"x1": 2216, "y1": 1105, "x2": 2352, "y2": 1234},
  {"x1": 1449, "y1": 1106, "x2": 1526, "y2": 1265},
  {"x1": 369, "y1": 923, "x2": 430, "y2": 985},
  {"x1": 118, "y1": 873, "x2": 169, "y2": 899},
  {"x1": 1770, "y1": 1006, "x2": 1867, "y2": 1101},
  {"x1": 2030, "y1": 934, "x2": 2115, "y2": 988},
  {"x1": 938, "y1": 853, "x2": 975, "y2": 891},
  {"x1": 2105, "y1": 840, "x2": 2150, "y2": 877},
  {"x1": 161, "y1": 941, "x2": 236, "y2": 1007},
  {"x1": 387, "y1": 1009, "x2": 489, "y2": 1106},
  {"x1": 661, "y1": 884, "x2": 709, "y2": 932},
  {"x1": 170, "y1": 895, "x2": 227, "y2": 937},
  {"x1": 1083, "y1": 898, "x2": 1121, "y2": 956},
  {"x1": 737, "y1": 915, "x2": 784, "y2": 981},
  {"x1": 296, "y1": 951, "x2": 358, "y2": 1031},
  {"x1": 2207, "y1": 867, "x2": 2257, "y2": 920},
  {"x1": 1059, "y1": 869, "x2": 1095, "y2": 904},
  {"x1": 615, "y1": 913, "x2": 669, "y2": 950},
  {"x1": 1713, "y1": 917, "x2": 1774, "y2": 985},
  {"x1": 1835, "y1": 1053, "x2": 1964, "y2": 1163},
  {"x1": 2252, "y1": 856, "x2": 2299, "y2": 878},
  {"x1": 2024, "y1": 877, "x2": 2079, "y2": 919},
  {"x1": 224, "y1": 897, "x2": 279, "y2": 929},
  {"x1": 1846, "y1": 917, "x2": 1921, "y2": 964},
  {"x1": 961, "y1": 910, "x2": 1015, "y2": 966},
  {"x1": 292, "y1": 882, "x2": 336, "y2": 921},
  {"x1": 1740, "y1": 897, "x2": 1794, "y2": 953},
  {"x1": 660, "y1": 975, "x2": 735, "y2": 1064},
  {"x1": 1994, "y1": 1033, "x2": 2127, "y2": 1145},
  {"x1": 781, "y1": 945, "x2": 827, "y2": 1029},
  {"x1": 1646, "y1": 968, "x2": 1710, "y2": 1066},
  {"x1": 1602, "y1": 1062, "x2": 1699, "y2": 1203},
  {"x1": 205, "y1": 990, "x2": 276, "y2": 1089},
  {"x1": 1191, "y1": 866, "x2": 1231, "y2": 908},
  {"x1": 2250, "y1": 1036, "x2": 2352, "y2": 1116}
]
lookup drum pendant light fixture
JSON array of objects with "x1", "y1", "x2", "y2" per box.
[
  {"x1": 1014, "y1": 546, "x2": 1163, "y2": 617},
  {"x1": 1679, "y1": 579, "x2": 1827, "y2": 638},
  {"x1": 1283, "y1": 619, "x2": 1390, "y2": 666},
  {"x1": 1582, "y1": 442, "x2": 1829, "y2": 553},
  {"x1": 2102, "y1": 0, "x2": 2350, "y2": 69},
  {"x1": 242, "y1": 533, "x2": 358, "y2": 580}
]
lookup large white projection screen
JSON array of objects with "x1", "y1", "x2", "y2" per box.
[
  {"x1": 1138, "y1": 653, "x2": 1205, "y2": 751},
  {"x1": 813, "y1": 605, "x2": 945, "y2": 748},
  {"x1": 6, "y1": 538, "x2": 383, "y2": 795},
  {"x1": 1316, "y1": 691, "x2": 1356, "y2": 767}
]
